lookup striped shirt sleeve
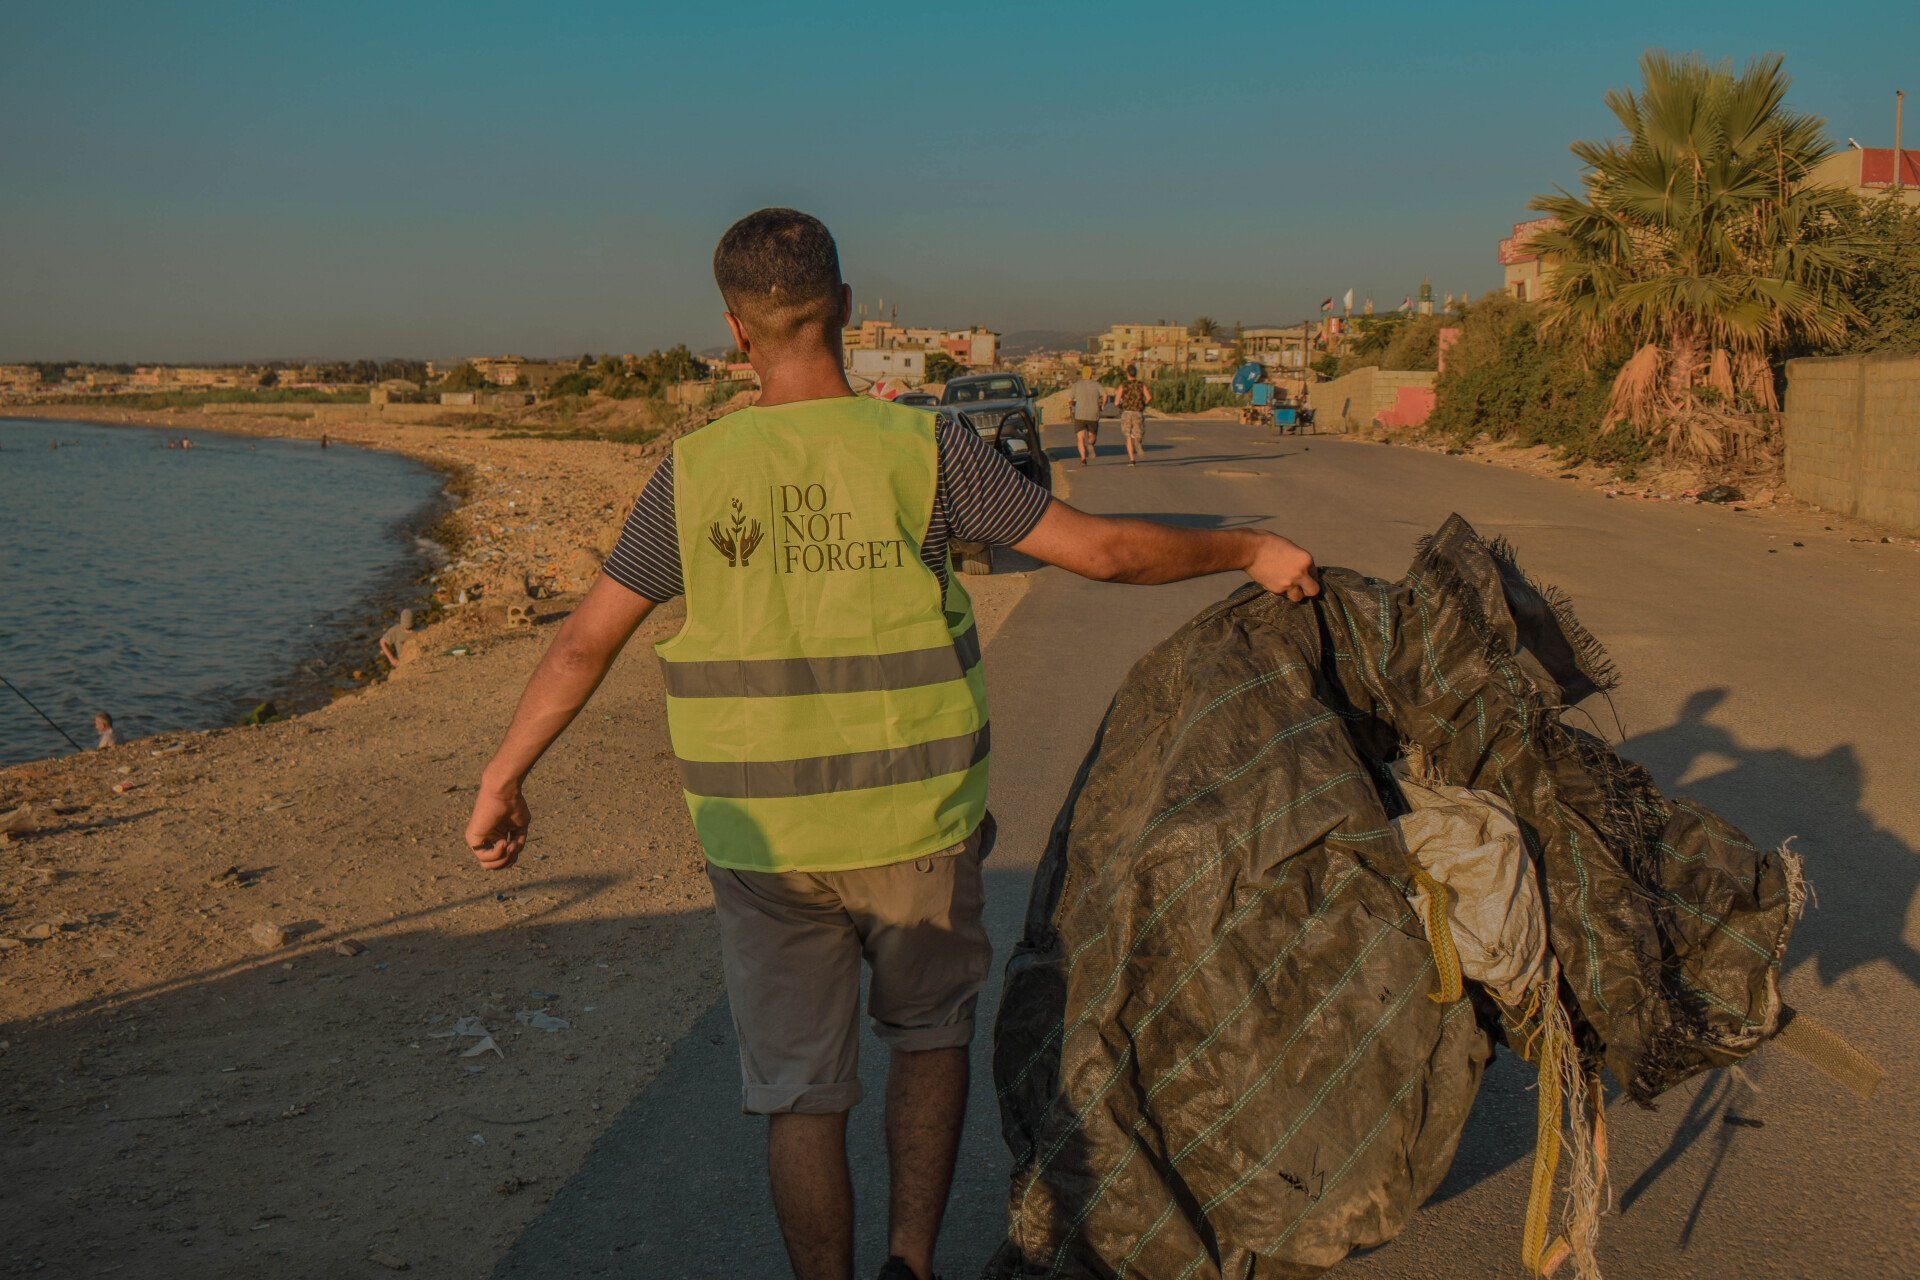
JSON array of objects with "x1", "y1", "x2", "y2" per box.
[
  {"x1": 601, "y1": 458, "x2": 683, "y2": 602},
  {"x1": 932, "y1": 412, "x2": 1052, "y2": 548}
]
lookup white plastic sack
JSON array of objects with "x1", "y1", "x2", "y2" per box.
[{"x1": 1391, "y1": 762, "x2": 1548, "y2": 1006}]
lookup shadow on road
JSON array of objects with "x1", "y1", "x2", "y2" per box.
[
  {"x1": 495, "y1": 866, "x2": 1040, "y2": 1279},
  {"x1": 1627, "y1": 688, "x2": 1920, "y2": 994},
  {"x1": 1433, "y1": 685, "x2": 1916, "y2": 1243},
  {"x1": 1147, "y1": 450, "x2": 1300, "y2": 469},
  {"x1": 2, "y1": 872, "x2": 741, "y2": 1278}
]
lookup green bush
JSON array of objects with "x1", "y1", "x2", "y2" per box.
[
  {"x1": 1823, "y1": 195, "x2": 1920, "y2": 355},
  {"x1": 1335, "y1": 313, "x2": 1447, "y2": 376},
  {"x1": 1148, "y1": 371, "x2": 1240, "y2": 414},
  {"x1": 1425, "y1": 294, "x2": 1639, "y2": 465}
]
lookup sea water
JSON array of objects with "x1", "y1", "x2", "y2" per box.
[{"x1": 0, "y1": 418, "x2": 443, "y2": 765}]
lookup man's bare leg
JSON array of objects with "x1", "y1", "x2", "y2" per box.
[
  {"x1": 885, "y1": 1046, "x2": 969, "y2": 1279},
  {"x1": 768, "y1": 1111, "x2": 855, "y2": 1280},
  {"x1": 1077, "y1": 430, "x2": 1093, "y2": 466}
]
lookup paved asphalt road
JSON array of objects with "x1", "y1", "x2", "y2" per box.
[{"x1": 498, "y1": 417, "x2": 1920, "y2": 1279}]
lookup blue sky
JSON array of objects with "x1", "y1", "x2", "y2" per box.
[{"x1": 0, "y1": 0, "x2": 1906, "y2": 361}]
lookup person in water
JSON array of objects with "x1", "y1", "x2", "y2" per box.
[
  {"x1": 94, "y1": 712, "x2": 126, "y2": 749},
  {"x1": 379, "y1": 609, "x2": 415, "y2": 667}
]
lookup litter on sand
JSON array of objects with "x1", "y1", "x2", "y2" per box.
[
  {"x1": 432, "y1": 1015, "x2": 504, "y2": 1059},
  {"x1": 515, "y1": 1008, "x2": 571, "y2": 1033}
]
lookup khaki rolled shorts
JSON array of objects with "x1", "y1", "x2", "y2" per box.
[
  {"x1": 1120, "y1": 409, "x2": 1146, "y2": 442},
  {"x1": 706, "y1": 819, "x2": 994, "y2": 1115}
]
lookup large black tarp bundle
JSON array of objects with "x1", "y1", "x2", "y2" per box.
[{"x1": 988, "y1": 515, "x2": 1801, "y2": 1279}]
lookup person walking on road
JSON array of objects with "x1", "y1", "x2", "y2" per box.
[
  {"x1": 463, "y1": 208, "x2": 1321, "y2": 1280},
  {"x1": 1067, "y1": 368, "x2": 1104, "y2": 468},
  {"x1": 1115, "y1": 364, "x2": 1150, "y2": 465}
]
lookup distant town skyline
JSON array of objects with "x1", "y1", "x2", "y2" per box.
[{"x1": 2, "y1": 0, "x2": 1911, "y2": 362}]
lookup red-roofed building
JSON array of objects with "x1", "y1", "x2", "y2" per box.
[
  {"x1": 1808, "y1": 146, "x2": 1920, "y2": 207},
  {"x1": 1498, "y1": 217, "x2": 1558, "y2": 301}
]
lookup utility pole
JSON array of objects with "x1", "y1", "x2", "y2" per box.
[{"x1": 1896, "y1": 89, "x2": 1906, "y2": 193}]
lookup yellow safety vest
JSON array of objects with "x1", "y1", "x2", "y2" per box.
[{"x1": 657, "y1": 396, "x2": 990, "y2": 872}]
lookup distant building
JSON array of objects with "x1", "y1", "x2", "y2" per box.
[
  {"x1": 1498, "y1": 218, "x2": 1557, "y2": 301},
  {"x1": 1241, "y1": 325, "x2": 1311, "y2": 370},
  {"x1": 369, "y1": 379, "x2": 422, "y2": 405},
  {"x1": 1806, "y1": 145, "x2": 1920, "y2": 207},
  {"x1": 118, "y1": 366, "x2": 251, "y2": 390},
  {"x1": 468, "y1": 356, "x2": 566, "y2": 390},
  {"x1": 0, "y1": 365, "x2": 41, "y2": 392},
  {"x1": 848, "y1": 347, "x2": 926, "y2": 383},
  {"x1": 841, "y1": 321, "x2": 999, "y2": 368},
  {"x1": 958, "y1": 328, "x2": 999, "y2": 366},
  {"x1": 1096, "y1": 323, "x2": 1231, "y2": 373}
]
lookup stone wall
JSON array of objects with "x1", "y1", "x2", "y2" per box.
[
  {"x1": 310, "y1": 402, "x2": 484, "y2": 424},
  {"x1": 1311, "y1": 367, "x2": 1439, "y2": 431},
  {"x1": 1784, "y1": 353, "x2": 1920, "y2": 534},
  {"x1": 198, "y1": 401, "x2": 484, "y2": 424}
]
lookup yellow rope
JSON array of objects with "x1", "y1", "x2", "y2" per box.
[
  {"x1": 1411, "y1": 868, "x2": 1464, "y2": 1004},
  {"x1": 1521, "y1": 1007, "x2": 1567, "y2": 1275},
  {"x1": 1773, "y1": 1007, "x2": 1884, "y2": 1100}
]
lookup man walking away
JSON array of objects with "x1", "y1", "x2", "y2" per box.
[
  {"x1": 1067, "y1": 368, "x2": 1105, "y2": 467},
  {"x1": 1116, "y1": 364, "x2": 1150, "y2": 465},
  {"x1": 463, "y1": 208, "x2": 1320, "y2": 1280}
]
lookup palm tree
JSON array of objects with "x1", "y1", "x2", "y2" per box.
[
  {"x1": 1528, "y1": 51, "x2": 1867, "y2": 460},
  {"x1": 1189, "y1": 316, "x2": 1219, "y2": 338}
]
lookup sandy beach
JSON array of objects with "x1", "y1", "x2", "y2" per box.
[{"x1": 0, "y1": 402, "x2": 1031, "y2": 1277}]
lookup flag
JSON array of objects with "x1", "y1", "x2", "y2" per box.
[
  {"x1": 1399, "y1": 296, "x2": 1412, "y2": 313},
  {"x1": 1342, "y1": 288, "x2": 1353, "y2": 314},
  {"x1": 1320, "y1": 297, "x2": 1333, "y2": 313}
]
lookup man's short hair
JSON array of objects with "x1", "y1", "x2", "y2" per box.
[
  {"x1": 713, "y1": 208, "x2": 843, "y2": 342},
  {"x1": 1126, "y1": 364, "x2": 1138, "y2": 378}
]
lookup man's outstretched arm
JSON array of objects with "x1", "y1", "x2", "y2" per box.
[
  {"x1": 465, "y1": 575, "x2": 656, "y2": 868},
  {"x1": 1013, "y1": 500, "x2": 1320, "y2": 600}
]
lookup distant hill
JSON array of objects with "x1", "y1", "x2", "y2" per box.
[{"x1": 998, "y1": 329, "x2": 1097, "y2": 358}]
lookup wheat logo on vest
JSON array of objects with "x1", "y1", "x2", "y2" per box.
[
  {"x1": 770, "y1": 483, "x2": 909, "y2": 575},
  {"x1": 707, "y1": 498, "x2": 765, "y2": 568}
]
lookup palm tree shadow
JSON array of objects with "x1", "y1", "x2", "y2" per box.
[
  {"x1": 1630, "y1": 688, "x2": 1920, "y2": 995},
  {"x1": 1428, "y1": 685, "x2": 1918, "y2": 1234}
]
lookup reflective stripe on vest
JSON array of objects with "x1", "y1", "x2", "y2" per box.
[
  {"x1": 677, "y1": 724, "x2": 990, "y2": 799},
  {"x1": 661, "y1": 620, "x2": 981, "y2": 698},
  {"x1": 655, "y1": 397, "x2": 990, "y2": 873}
]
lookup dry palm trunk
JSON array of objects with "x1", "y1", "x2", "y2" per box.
[{"x1": 1606, "y1": 339, "x2": 1779, "y2": 463}]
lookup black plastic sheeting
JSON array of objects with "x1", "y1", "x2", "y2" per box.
[{"x1": 988, "y1": 515, "x2": 1799, "y2": 1279}]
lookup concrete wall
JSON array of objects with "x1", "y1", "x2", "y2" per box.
[
  {"x1": 311, "y1": 402, "x2": 486, "y2": 423},
  {"x1": 1785, "y1": 353, "x2": 1920, "y2": 535},
  {"x1": 1312, "y1": 366, "x2": 1438, "y2": 431},
  {"x1": 197, "y1": 400, "x2": 489, "y2": 423}
]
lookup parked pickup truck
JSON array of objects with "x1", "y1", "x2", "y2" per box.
[
  {"x1": 932, "y1": 372, "x2": 1052, "y2": 573},
  {"x1": 938, "y1": 372, "x2": 1050, "y2": 489}
]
